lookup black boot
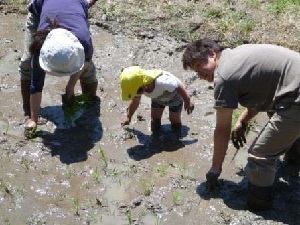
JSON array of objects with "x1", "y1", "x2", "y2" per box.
[
  {"x1": 151, "y1": 119, "x2": 161, "y2": 135},
  {"x1": 21, "y1": 80, "x2": 31, "y2": 116},
  {"x1": 247, "y1": 182, "x2": 273, "y2": 211},
  {"x1": 171, "y1": 122, "x2": 182, "y2": 138}
]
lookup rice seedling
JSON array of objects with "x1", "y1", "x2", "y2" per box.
[
  {"x1": 156, "y1": 162, "x2": 169, "y2": 177},
  {"x1": 140, "y1": 179, "x2": 154, "y2": 196},
  {"x1": 63, "y1": 94, "x2": 91, "y2": 126},
  {"x1": 172, "y1": 192, "x2": 181, "y2": 205},
  {"x1": 125, "y1": 209, "x2": 133, "y2": 225},
  {"x1": 66, "y1": 165, "x2": 73, "y2": 179},
  {"x1": 72, "y1": 196, "x2": 80, "y2": 216},
  {"x1": 92, "y1": 166, "x2": 101, "y2": 183},
  {"x1": 3, "y1": 219, "x2": 11, "y2": 225},
  {"x1": 155, "y1": 215, "x2": 162, "y2": 225},
  {"x1": 0, "y1": 180, "x2": 11, "y2": 195},
  {"x1": 3, "y1": 121, "x2": 9, "y2": 135},
  {"x1": 107, "y1": 168, "x2": 124, "y2": 176},
  {"x1": 99, "y1": 148, "x2": 108, "y2": 167},
  {"x1": 21, "y1": 157, "x2": 30, "y2": 171}
]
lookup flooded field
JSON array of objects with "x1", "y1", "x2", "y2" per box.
[{"x1": 0, "y1": 13, "x2": 299, "y2": 225}]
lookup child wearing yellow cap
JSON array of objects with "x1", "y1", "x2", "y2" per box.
[{"x1": 120, "y1": 66, "x2": 194, "y2": 135}]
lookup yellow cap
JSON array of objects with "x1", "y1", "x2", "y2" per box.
[{"x1": 120, "y1": 66, "x2": 162, "y2": 101}]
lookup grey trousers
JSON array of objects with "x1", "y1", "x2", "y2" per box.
[
  {"x1": 19, "y1": 12, "x2": 97, "y2": 83},
  {"x1": 245, "y1": 105, "x2": 300, "y2": 187}
]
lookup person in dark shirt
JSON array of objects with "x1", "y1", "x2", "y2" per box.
[{"x1": 19, "y1": 0, "x2": 98, "y2": 137}]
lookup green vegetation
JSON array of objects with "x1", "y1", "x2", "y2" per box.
[
  {"x1": 92, "y1": 166, "x2": 101, "y2": 183},
  {"x1": 0, "y1": 180, "x2": 11, "y2": 195},
  {"x1": 156, "y1": 162, "x2": 169, "y2": 177},
  {"x1": 3, "y1": 219, "x2": 11, "y2": 225},
  {"x1": 66, "y1": 165, "x2": 73, "y2": 179},
  {"x1": 140, "y1": 178, "x2": 154, "y2": 196},
  {"x1": 4, "y1": 0, "x2": 300, "y2": 50},
  {"x1": 155, "y1": 216, "x2": 162, "y2": 225},
  {"x1": 99, "y1": 148, "x2": 108, "y2": 168},
  {"x1": 63, "y1": 94, "x2": 91, "y2": 126},
  {"x1": 172, "y1": 192, "x2": 181, "y2": 205},
  {"x1": 232, "y1": 107, "x2": 257, "y2": 132},
  {"x1": 3, "y1": 121, "x2": 9, "y2": 135},
  {"x1": 72, "y1": 196, "x2": 80, "y2": 216},
  {"x1": 267, "y1": 0, "x2": 300, "y2": 14},
  {"x1": 106, "y1": 167, "x2": 124, "y2": 176},
  {"x1": 125, "y1": 209, "x2": 133, "y2": 225},
  {"x1": 21, "y1": 157, "x2": 30, "y2": 171}
]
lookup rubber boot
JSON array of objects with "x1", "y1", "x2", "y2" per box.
[
  {"x1": 247, "y1": 182, "x2": 273, "y2": 211},
  {"x1": 151, "y1": 119, "x2": 161, "y2": 135},
  {"x1": 171, "y1": 123, "x2": 182, "y2": 139},
  {"x1": 284, "y1": 139, "x2": 300, "y2": 165},
  {"x1": 80, "y1": 81, "x2": 98, "y2": 102},
  {"x1": 21, "y1": 80, "x2": 31, "y2": 116}
]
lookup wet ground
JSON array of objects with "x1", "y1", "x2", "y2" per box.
[{"x1": 0, "y1": 13, "x2": 299, "y2": 225}]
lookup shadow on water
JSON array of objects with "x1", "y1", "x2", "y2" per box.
[
  {"x1": 126, "y1": 124, "x2": 198, "y2": 161},
  {"x1": 196, "y1": 163, "x2": 300, "y2": 225},
  {"x1": 35, "y1": 99, "x2": 103, "y2": 164}
]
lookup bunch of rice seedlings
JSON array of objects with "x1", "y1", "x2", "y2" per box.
[{"x1": 63, "y1": 94, "x2": 92, "y2": 127}]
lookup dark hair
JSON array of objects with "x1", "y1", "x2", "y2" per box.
[
  {"x1": 182, "y1": 38, "x2": 224, "y2": 70},
  {"x1": 29, "y1": 16, "x2": 61, "y2": 55}
]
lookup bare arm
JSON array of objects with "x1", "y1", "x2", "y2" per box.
[
  {"x1": 211, "y1": 108, "x2": 234, "y2": 174},
  {"x1": 121, "y1": 96, "x2": 141, "y2": 126},
  {"x1": 65, "y1": 62, "x2": 89, "y2": 98},
  {"x1": 177, "y1": 82, "x2": 194, "y2": 114}
]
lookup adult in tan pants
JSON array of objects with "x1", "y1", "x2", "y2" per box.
[{"x1": 182, "y1": 38, "x2": 300, "y2": 211}]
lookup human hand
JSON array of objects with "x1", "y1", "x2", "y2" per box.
[
  {"x1": 121, "y1": 116, "x2": 131, "y2": 127},
  {"x1": 206, "y1": 171, "x2": 221, "y2": 191},
  {"x1": 88, "y1": 0, "x2": 98, "y2": 7},
  {"x1": 231, "y1": 122, "x2": 248, "y2": 150},
  {"x1": 185, "y1": 102, "x2": 194, "y2": 115}
]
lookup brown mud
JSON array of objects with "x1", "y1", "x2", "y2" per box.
[{"x1": 0, "y1": 8, "x2": 299, "y2": 225}]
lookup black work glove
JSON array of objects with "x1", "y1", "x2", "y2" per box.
[
  {"x1": 206, "y1": 171, "x2": 221, "y2": 191},
  {"x1": 231, "y1": 122, "x2": 248, "y2": 150}
]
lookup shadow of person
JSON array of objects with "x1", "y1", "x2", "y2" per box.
[
  {"x1": 196, "y1": 171, "x2": 248, "y2": 211},
  {"x1": 126, "y1": 124, "x2": 198, "y2": 161},
  {"x1": 196, "y1": 164, "x2": 300, "y2": 225},
  {"x1": 271, "y1": 160, "x2": 300, "y2": 223},
  {"x1": 36, "y1": 98, "x2": 103, "y2": 164}
]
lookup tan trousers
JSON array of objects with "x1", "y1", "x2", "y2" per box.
[{"x1": 245, "y1": 105, "x2": 300, "y2": 187}]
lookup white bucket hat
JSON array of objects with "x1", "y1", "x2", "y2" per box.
[{"x1": 39, "y1": 28, "x2": 85, "y2": 77}]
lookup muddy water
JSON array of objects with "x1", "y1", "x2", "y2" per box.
[{"x1": 0, "y1": 13, "x2": 299, "y2": 225}]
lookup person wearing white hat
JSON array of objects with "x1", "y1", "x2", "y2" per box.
[{"x1": 19, "y1": 0, "x2": 98, "y2": 138}]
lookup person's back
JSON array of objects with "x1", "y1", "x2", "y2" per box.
[
  {"x1": 215, "y1": 44, "x2": 300, "y2": 111},
  {"x1": 29, "y1": 0, "x2": 92, "y2": 60}
]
